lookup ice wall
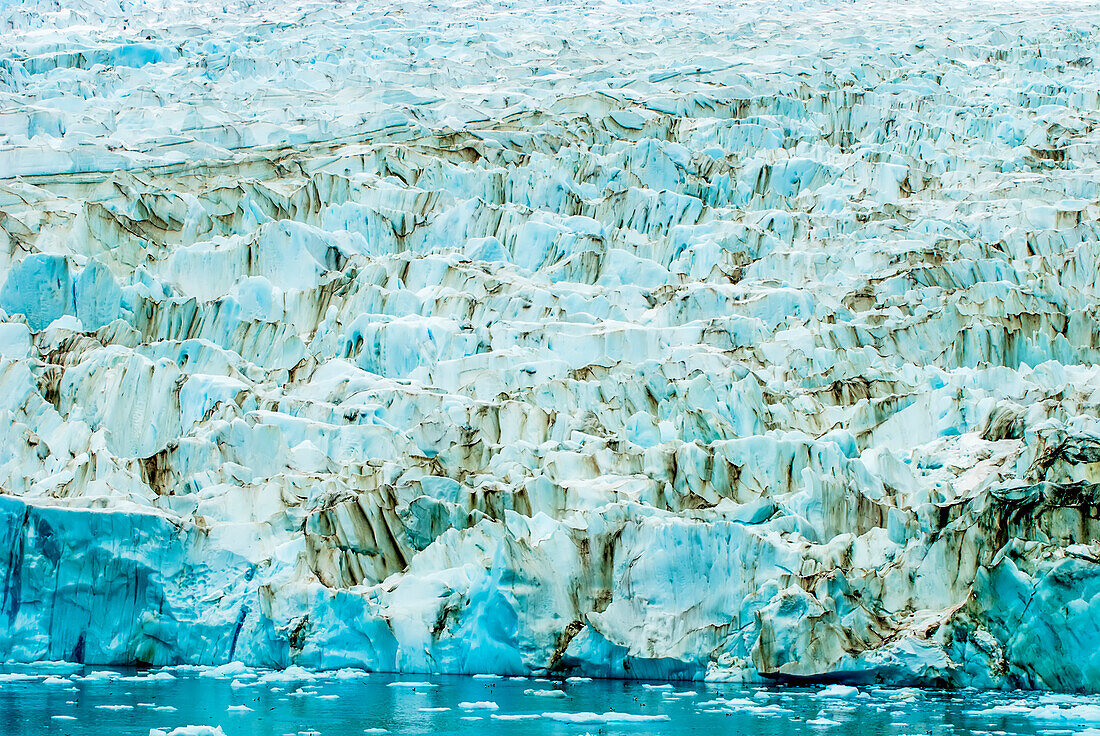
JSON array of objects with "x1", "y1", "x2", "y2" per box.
[{"x1": 1, "y1": 0, "x2": 1099, "y2": 691}]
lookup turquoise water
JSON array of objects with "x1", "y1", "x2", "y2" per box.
[{"x1": 1, "y1": 665, "x2": 1093, "y2": 736}]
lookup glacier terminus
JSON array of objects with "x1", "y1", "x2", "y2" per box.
[{"x1": 0, "y1": 0, "x2": 1099, "y2": 695}]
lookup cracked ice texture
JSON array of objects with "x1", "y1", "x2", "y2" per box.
[{"x1": 1, "y1": 0, "x2": 1100, "y2": 691}]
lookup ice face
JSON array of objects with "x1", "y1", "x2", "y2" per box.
[{"x1": 1, "y1": 0, "x2": 1100, "y2": 691}]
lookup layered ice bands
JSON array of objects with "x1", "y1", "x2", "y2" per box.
[{"x1": 1, "y1": 0, "x2": 1100, "y2": 691}]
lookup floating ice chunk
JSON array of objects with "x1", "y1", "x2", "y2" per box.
[
  {"x1": 490, "y1": 714, "x2": 541, "y2": 721},
  {"x1": 524, "y1": 689, "x2": 567, "y2": 698},
  {"x1": 815, "y1": 685, "x2": 860, "y2": 699},
  {"x1": 331, "y1": 669, "x2": 371, "y2": 680},
  {"x1": 459, "y1": 701, "x2": 499, "y2": 710},
  {"x1": 81, "y1": 671, "x2": 122, "y2": 682},
  {"x1": 149, "y1": 728, "x2": 227, "y2": 736},
  {"x1": 256, "y1": 666, "x2": 318, "y2": 683},
  {"x1": 968, "y1": 702, "x2": 1036, "y2": 717},
  {"x1": 96, "y1": 704, "x2": 134, "y2": 710},
  {"x1": 1027, "y1": 705, "x2": 1100, "y2": 722},
  {"x1": 120, "y1": 672, "x2": 177, "y2": 682},
  {"x1": 199, "y1": 662, "x2": 254, "y2": 679},
  {"x1": 807, "y1": 717, "x2": 841, "y2": 726},
  {"x1": 1037, "y1": 693, "x2": 1089, "y2": 705},
  {"x1": 471, "y1": 673, "x2": 502, "y2": 680},
  {"x1": 386, "y1": 681, "x2": 436, "y2": 688},
  {"x1": 51, "y1": 715, "x2": 77, "y2": 721},
  {"x1": 228, "y1": 705, "x2": 253, "y2": 712}
]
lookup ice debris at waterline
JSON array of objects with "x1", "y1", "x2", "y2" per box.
[
  {"x1": 0, "y1": 0, "x2": 1099, "y2": 693},
  {"x1": 6, "y1": 666, "x2": 1100, "y2": 736}
]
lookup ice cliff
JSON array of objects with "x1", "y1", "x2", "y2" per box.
[{"x1": 1, "y1": 0, "x2": 1100, "y2": 691}]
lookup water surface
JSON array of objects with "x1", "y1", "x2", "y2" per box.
[{"x1": 2, "y1": 665, "x2": 1096, "y2": 736}]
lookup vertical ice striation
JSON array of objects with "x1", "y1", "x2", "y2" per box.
[{"x1": 0, "y1": 0, "x2": 1099, "y2": 690}]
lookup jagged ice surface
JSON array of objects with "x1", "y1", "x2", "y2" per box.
[{"x1": 1, "y1": 0, "x2": 1100, "y2": 691}]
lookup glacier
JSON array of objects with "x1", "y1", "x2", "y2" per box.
[{"x1": 1, "y1": 0, "x2": 1099, "y2": 692}]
